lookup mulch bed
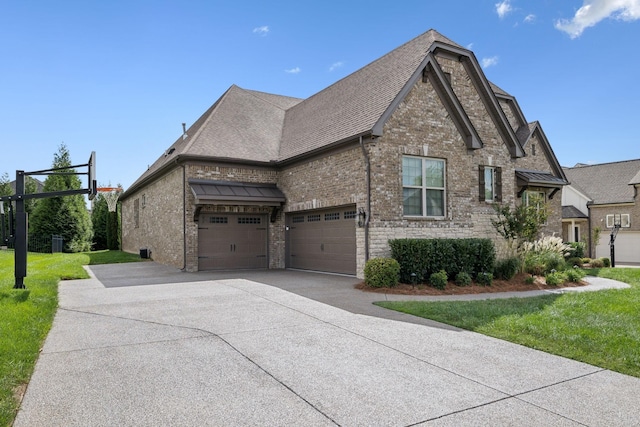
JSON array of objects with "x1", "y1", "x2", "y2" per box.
[{"x1": 356, "y1": 273, "x2": 587, "y2": 296}]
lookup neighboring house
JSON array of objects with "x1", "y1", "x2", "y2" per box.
[
  {"x1": 120, "y1": 29, "x2": 568, "y2": 278},
  {"x1": 562, "y1": 159, "x2": 640, "y2": 264}
]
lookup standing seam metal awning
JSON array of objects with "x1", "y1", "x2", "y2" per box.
[
  {"x1": 189, "y1": 179, "x2": 286, "y2": 206},
  {"x1": 515, "y1": 170, "x2": 568, "y2": 187}
]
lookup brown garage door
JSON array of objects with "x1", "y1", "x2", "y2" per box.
[
  {"x1": 198, "y1": 214, "x2": 268, "y2": 270},
  {"x1": 286, "y1": 207, "x2": 356, "y2": 275}
]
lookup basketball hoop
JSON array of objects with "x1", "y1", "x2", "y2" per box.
[{"x1": 97, "y1": 187, "x2": 122, "y2": 212}]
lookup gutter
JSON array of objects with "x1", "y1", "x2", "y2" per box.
[{"x1": 359, "y1": 136, "x2": 371, "y2": 262}]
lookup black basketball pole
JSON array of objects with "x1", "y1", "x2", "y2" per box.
[{"x1": 14, "y1": 171, "x2": 27, "y2": 289}]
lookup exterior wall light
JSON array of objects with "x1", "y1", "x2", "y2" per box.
[{"x1": 357, "y1": 208, "x2": 367, "y2": 228}]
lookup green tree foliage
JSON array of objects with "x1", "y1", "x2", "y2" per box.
[
  {"x1": 91, "y1": 195, "x2": 108, "y2": 250},
  {"x1": 491, "y1": 196, "x2": 549, "y2": 255},
  {"x1": 0, "y1": 173, "x2": 10, "y2": 243},
  {"x1": 29, "y1": 144, "x2": 93, "y2": 252}
]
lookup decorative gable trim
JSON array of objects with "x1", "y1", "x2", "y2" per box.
[{"x1": 372, "y1": 52, "x2": 482, "y2": 149}]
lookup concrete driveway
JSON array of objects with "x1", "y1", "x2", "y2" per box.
[{"x1": 14, "y1": 263, "x2": 640, "y2": 426}]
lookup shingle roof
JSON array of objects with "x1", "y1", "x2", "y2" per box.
[
  {"x1": 562, "y1": 205, "x2": 588, "y2": 219},
  {"x1": 279, "y1": 29, "x2": 462, "y2": 159},
  {"x1": 563, "y1": 159, "x2": 640, "y2": 205}
]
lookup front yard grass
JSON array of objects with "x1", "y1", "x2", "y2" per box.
[
  {"x1": 0, "y1": 250, "x2": 143, "y2": 426},
  {"x1": 375, "y1": 268, "x2": 640, "y2": 378}
]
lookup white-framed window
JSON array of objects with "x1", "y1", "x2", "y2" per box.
[
  {"x1": 606, "y1": 214, "x2": 630, "y2": 228},
  {"x1": 523, "y1": 190, "x2": 547, "y2": 223},
  {"x1": 402, "y1": 156, "x2": 446, "y2": 217},
  {"x1": 479, "y1": 165, "x2": 502, "y2": 203}
]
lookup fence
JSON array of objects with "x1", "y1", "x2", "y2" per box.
[{"x1": 4, "y1": 234, "x2": 64, "y2": 253}]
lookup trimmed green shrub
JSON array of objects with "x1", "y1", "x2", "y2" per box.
[
  {"x1": 545, "y1": 271, "x2": 567, "y2": 286},
  {"x1": 581, "y1": 257, "x2": 592, "y2": 264},
  {"x1": 429, "y1": 270, "x2": 448, "y2": 290},
  {"x1": 364, "y1": 258, "x2": 400, "y2": 288},
  {"x1": 455, "y1": 271, "x2": 472, "y2": 287},
  {"x1": 525, "y1": 275, "x2": 535, "y2": 284},
  {"x1": 389, "y1": 238, "x2": 495, "y2": 283},
  {"x1": 494, "y1": 257, "x2": 521, "y2": 280},
  {"x1": 600, "y1": 257, "x2": 611, "y2": 268},
  {"x1": 591, "y1": 258, "x2": 605, "y2": 268},
  {"x1": 566, "y1": 267, "x2": 586, "y2": 282},
  {"x1": 566, "y1": 257, "x2": 583, "y2": 267},
  {"x1": 476, "y1": 272, "x2": 493, "y2": 286}
]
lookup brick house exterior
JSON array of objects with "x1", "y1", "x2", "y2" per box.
[
  {"x1": 120, "y1": 29, "x2": 568, "y2": 278},
  {"x1": 562, "y1": 159, "x2": 640, "y2": 264}
]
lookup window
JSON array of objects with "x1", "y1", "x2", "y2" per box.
[
  {"x1": 402, "y1": 156, "x2": 445, "y2": 217},
  {"x1": 325, "y1": 212, "x2": 340, "y2": 221},
  {"x1": 606, "y1": 214, "x2": 630, "y2": 228},
  {"x1": 238, "y1": 217, "x2": 261, "y2": 224},
  {"x1": 344, "y1": 210, "x2": 357, "y2": 219},
  {"x1": 292, "y1": 215, "x2": 305, "y2": 223},
  {"x1": 209, "y1": 216, "x2": 228, "y2": 224},
  {"x1": 307, "y1": 214, "x2": 321, "y2": 222},
  {"x1": 479, "y1": 166, "x2": 502, "y2": 202}
]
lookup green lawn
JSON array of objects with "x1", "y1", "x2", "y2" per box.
[
  {"x1": 376, "y1": 268, "x2": 640, "y2": 378},
  {"x1": 0, "y1": 250, "x2": 143, "y2": 426}
]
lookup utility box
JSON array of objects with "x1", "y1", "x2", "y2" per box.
[
  {"x1": 140, "y1": 248, "x2": 150, "y2": 259},
  {"x1": 52, "y1": 235, "x2": 64, "y2": 253}
]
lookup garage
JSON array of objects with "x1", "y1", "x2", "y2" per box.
[
  {"x1": 595, "y1": 231, "x2": 640, "y2": 264},
  {"x1": 198, "y1": 214, "x2": 268, "y2": 270},
  {"x1": 286, "y1": 206, "x2": 357, "y2": 275}
]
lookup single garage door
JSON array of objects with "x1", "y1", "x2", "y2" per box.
[
  {"x1": 596, "y1": 231, "x2": 640, "y2": 264},
  {"x1": 198, "y1": 214, "x2": 268, "y2": 270},
  {"x1": 286, "y1": 206, "x2": 356, "y2": 275}
]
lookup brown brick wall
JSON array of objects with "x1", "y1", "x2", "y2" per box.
[{"x1": 121, "y1": 166, "x2": 185, "y2": 268}]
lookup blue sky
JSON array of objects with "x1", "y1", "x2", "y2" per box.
[{"x1": 1, "y1": 0, "x2": 639, "y2": 190}]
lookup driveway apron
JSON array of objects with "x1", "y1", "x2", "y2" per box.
[{"x1": 13, "y1": 263, "x2": 640, "y2": 426}]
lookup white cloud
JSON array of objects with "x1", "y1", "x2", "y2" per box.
[
  {"x1": 555, "y1": 0, "x2": 640, "y2": 38},
  {"x1": 495, "y1": 0, "x2": 513, "y2": 19},
  {"x1": 481, "y1": 56, "x2": 499, "y2": 68},
  {"x1": 329, "y1": 61, "x2": 344, "y2": 72},
  {"x1": 253, "y1": 26, "x2": 269, "y2": 36},
  {"x1": 524, "y1": 14, "x2": 536, "y2": 23},
  {"x1": 285, "y1": 67, "x2": 301, "y2": 74}
]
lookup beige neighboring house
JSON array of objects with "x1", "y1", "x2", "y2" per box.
[
  {"x1": 562, "y1": 159, "x2": 640, "y2": 264},
  {"x1": 119, "y1": 29, "x2": 568, "y2": 278}
]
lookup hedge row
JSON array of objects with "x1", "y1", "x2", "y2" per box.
[{"x1": 389, "y1": 238, "x2": 495, "y2": 284}]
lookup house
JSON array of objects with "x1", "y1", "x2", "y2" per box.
[
  {"x1": 562, "y1": 159, "x2": 640, "y2": 264},
  {"x1": 119, "y1": 29, "x2": 568, "y2": 278}
]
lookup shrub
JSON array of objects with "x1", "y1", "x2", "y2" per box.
[
  {"x1": 429, "y1": 270, "x2": 448, "y2": 290},
  {"x1": 521, "y1": 235, "x2": 571, "y2": 258},
  {"x1": 600, "y1": 257, "x2": 611, "y2": 268},
  {"x1": 364, "y1": 258, "x2": 400, "y2": 288},
  {"x1": 455, "y1": 271, "x2": 472, "y2": 287},
  {"x1": 494, "y1": 257, "x2": 521, "y2": 280},
  {"x1": 545, "y1": 271, "x2": 567, "y2": 286},
  {"x1": 581, "y1": 257, "x2": 592, "y2": 264},
  {"x1": 525, "y1": 275, "x2": 535, "y2": 284},
  {"x1": 389, "y1": 238, "x2": 495, "y2": 283},
  {"x1": 523, "y1": 250, "x2": 565, "y2": 276},
  {"x1": 566, "y1": 257, "x2": 583, "y2": 268},
  {"x1": 566, "y1": 267, "x2": 586, "y2": 283},
  {"x1": 476, "y1": 272, "x2": 493, "y2": 286},
  {"x1": 591, "y1": 258, "x2": 605, "y2": 268},
  {"x1": 565, "y1": 241, "x2": 586, "y2": 259}
]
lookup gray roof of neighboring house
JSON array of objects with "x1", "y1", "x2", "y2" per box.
[
  {"x1": 563, "y1": 159, "x2": 640, "y2": 205},
  {"x1": 562, "y1": 205, "x2": 588, "y2": 219}
]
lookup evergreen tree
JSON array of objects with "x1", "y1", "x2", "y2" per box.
[
  {"x1": 0, "y1": 173, "x2": 11, "y2": 244},
  {"x1": 91, "y1": 194, "x2": 108, "y2": 250},
  {"x1": 29, "y1": 144, "x2": 93, "y2": 252}
]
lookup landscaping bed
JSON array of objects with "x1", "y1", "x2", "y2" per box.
[{"x1": 356, "y1": 272, "x2": 586, "y2": 296}]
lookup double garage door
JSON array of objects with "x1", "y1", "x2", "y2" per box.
[
  {"x1": 197, "y1": 207, "x2": 357, "y2": 274},
  {"x1": 286, "y1": 206, "x2": 357, "y2": 275},
  {"x1": 198, "y1": 214, "x2": 268, "y2": 270}
]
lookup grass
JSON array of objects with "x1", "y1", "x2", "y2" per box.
[
  {"x1": 0, "y1": 250, "x2": 143, "y2": 426},
  {"x1": 376, "y1": 268, "x2": 640, "y2": 378}
]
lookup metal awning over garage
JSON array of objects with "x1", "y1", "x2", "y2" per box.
[
  {"x1": 516, "y1": 169, "x2": 568, "y2": 199},
  {"x1": 189, "y1": 179, "x2": 286, "y2": 206}
]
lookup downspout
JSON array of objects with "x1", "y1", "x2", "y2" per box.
[
  {"x1": 587, "y1": 202, "x2": 592, "y2": 258},
  {"x1": 359, "y1": 136, "x2": 371, "y2": 261}
]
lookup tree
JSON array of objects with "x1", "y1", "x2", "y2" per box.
[
  {"x1": 29, "y1": 143, "x2": 93, "y2": 252},
  {"x1": 491, "y1": 195, "x2": 549, "y2": 255},
  {"x1": 91, "y1": 194, "x2": 109, "y2": 250}
]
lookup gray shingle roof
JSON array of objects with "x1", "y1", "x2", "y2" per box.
[
  {"x1": 562, "y1": 205, "x2": 588, "y2": 219},
  {"x1": 563, "y1": 159, "x2": 640, "y2": 205}
]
